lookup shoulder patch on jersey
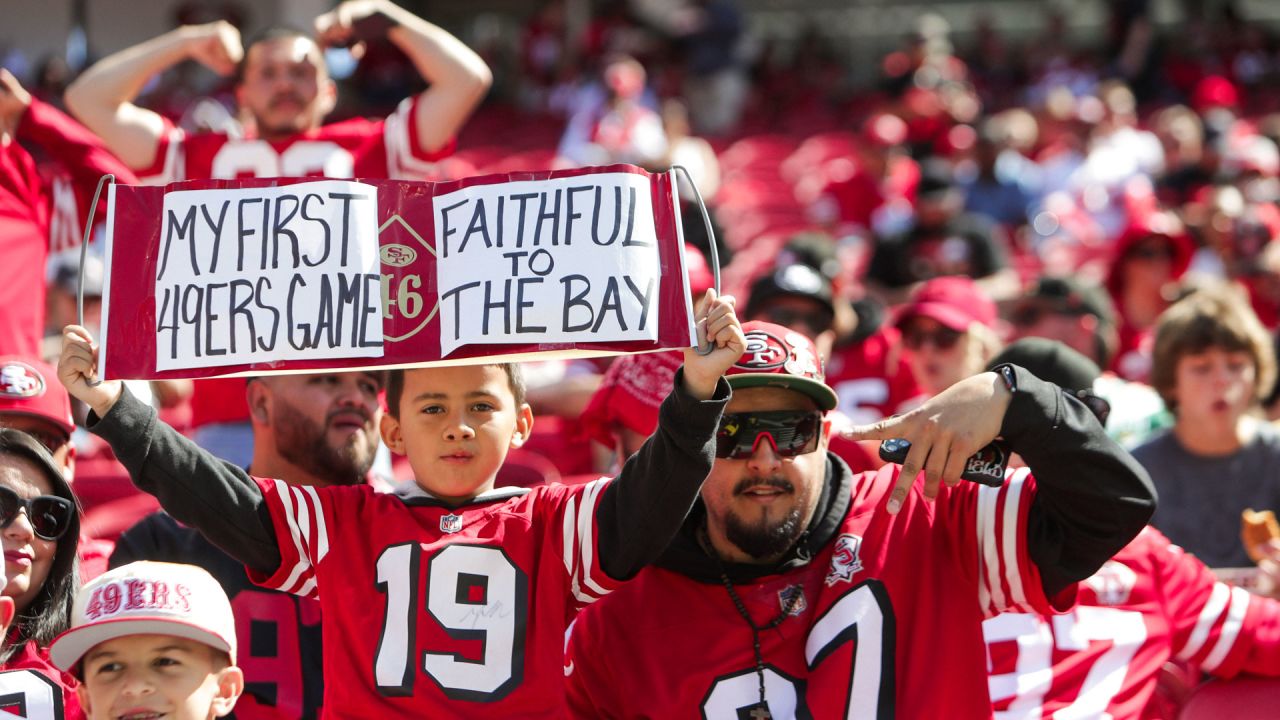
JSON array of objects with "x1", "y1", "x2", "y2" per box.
[{"x1": 825, "y1": 533, "x2": 864, "y2": 586}]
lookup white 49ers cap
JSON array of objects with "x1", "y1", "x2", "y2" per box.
[{"x1": 49, "y1": 561, "x2": 236, "y2": 672}]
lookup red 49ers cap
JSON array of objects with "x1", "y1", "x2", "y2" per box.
[
  {"x1": 0, "y1": 357, "x2": 75, "y2": 436},
  {"x1": 725, "y1": 322, "x2": 838, "y2": 411}
]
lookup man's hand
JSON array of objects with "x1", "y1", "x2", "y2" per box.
[
  {"x1": 0, "y1": 69, "x2": 32, "y2": 137},
  {"x1": 58, "y1": 325, "x2": 123, "y2": 419},
  {"x1": 843, "y1": 371, "x2": 1013, "y2": 513},
  {"x1": 181, "y1": 21, "x2": 243, "y2": 76},
  {"x1": 315, "y1": 0, "x2": 396, "y2": 50},
  {"x1": 681, "y1": 290, "x2": 745, "y2": 400}
]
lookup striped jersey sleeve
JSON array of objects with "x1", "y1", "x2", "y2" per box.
[
  {"x1": 245, "y1": 477, "x2": 335, "y2": 600},
  {"x1": 1159, "y1": 529, "x2": 1280, "y2": 677},
  {"x1": 963, "y1": 468, "x2": 1067, "y2": 618},
  {"x1": 549, "y1": 478, "x2": 626, "y2": 612},
  {"x1": 382, "y1": 97, "x2": 457, "y2": 180}
]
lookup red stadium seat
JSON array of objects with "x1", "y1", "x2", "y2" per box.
[
  {"x1": 82, "y1": 492, "x2": 162, "y2": 543},
  {"x1": 495, "y1": 448, "x2": 562, "y2": 489},
  {"x1": 1179, "y1": 677, "x2": 1280, "y2": 719}
]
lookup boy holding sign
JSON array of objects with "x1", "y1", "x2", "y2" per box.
[{"x1": 57, "y1": 290, "x2": 744, "y2": 718}]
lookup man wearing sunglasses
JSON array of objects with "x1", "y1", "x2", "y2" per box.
[{"x1": 566, "y1": 321, "x2": 1154, "y2": 718}]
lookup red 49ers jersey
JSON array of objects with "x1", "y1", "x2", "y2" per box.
[
  {"x1": 137, "y1": 98, "x2": 452, "y2": 183},
  {"x1": 825, "y1": 326, "x2": 923, "y2": 425},
  {"x1": 0, "y1": 640, "x2": 84, "y2": 720},
  {"x1": 247, "y1": 476, "x2": 621, "y2": 719},
  {"x1": 984, "y1": 526, "x2": 1280, "y2": 720},
  {"x1": 566, "y1": 465, "x2": 1067, "y2": 719}
]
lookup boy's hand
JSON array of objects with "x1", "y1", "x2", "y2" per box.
[
  {"x1": 682, "y1": 290, "x2": 745, "y2": 400},
  {"x1": 58, "y1": 325, "x2": 123, "y2": 418},
  {"x1": 843, "y1": 371, "x2": 1013, "y2": 513}
]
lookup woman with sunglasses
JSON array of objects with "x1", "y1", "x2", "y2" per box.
[
  {"x1": 893, "y1": 275, "x2": 1003, "y2": 398},
  {"x1": 0, "y1": 428, "x2": 82, "y2": 718}
]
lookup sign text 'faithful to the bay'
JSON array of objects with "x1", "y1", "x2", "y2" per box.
[
  {"x1": 433, "y1": 172, "x2": 661, "y2": 356},
  {"x1": 153, "y1": 180, "x2": 382, "y2": 371}
]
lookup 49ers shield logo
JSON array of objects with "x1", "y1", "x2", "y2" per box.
[
  {"x1": 736, "y1": 330, "x2": 787, "y2": 370},
  {"x1": 826, "y1": 533, "x2": 864, "y2": 586}
]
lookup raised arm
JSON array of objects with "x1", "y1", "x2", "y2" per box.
[
  {"x1": 847, "y1": 366, "x2": 1157, "y2": 597},
  {"x1": 1, "y1": 69, "x2": 140, "y2": 192},
  {"x1": 57, "y1": 325, "x2": 281, "y2": 575},
  {"x1": 65, "y1": 22, "x2": 242, "y2": 169},
  {"x1": 593, "y1": 291, "x2": 745, "y2": 580},
  {"x1": 315, "y1": 0, "x2": 491, "y2": 155}
]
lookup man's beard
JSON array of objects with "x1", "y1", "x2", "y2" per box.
[
  {"x1": 722, "y1": 476, "x2": 809, "y2": 560},
  {"x1": 271, "y1": 399, "x2": 376, "y2": 486}
]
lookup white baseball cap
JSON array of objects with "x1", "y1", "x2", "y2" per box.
[{"x1": 49, "y1": 562, "x2": 236, "y2": 672}]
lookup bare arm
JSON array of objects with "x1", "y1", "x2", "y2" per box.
[
  {"x1": 316, "y1": 1, "x2": 492, "y2": 155},
  {"x1": 65, "y1": 22, "x2": 242, "y2": 169}
]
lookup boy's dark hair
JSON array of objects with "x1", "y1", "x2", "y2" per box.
[
  {"x1": 0, "y1": 430, "x2": 79, "y2": 664},
  {"x1": 1150, "y1": 285, "x2": 1277, "y2": 412},
  {"x1": 235, "y1": 26, "x2": 318, "y2": 82},
  {"x1": 385, "y1": 364, "x2": 527, "y2": 418}
]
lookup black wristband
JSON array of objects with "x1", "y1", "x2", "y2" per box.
[{"x1": 350, "y1": 10, "x2": 397, "y2": 44}]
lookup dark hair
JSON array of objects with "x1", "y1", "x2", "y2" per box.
[
  {"x1": 385, "y1": 364, "x2": 526, "y2": 419},
  {"x1": 0, "y1": 429, "x2": 79, "y2": 662},
  {"x1": 235, "y1": 26, "x2": 318, "y2": 83}
]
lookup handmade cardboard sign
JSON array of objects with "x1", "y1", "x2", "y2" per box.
[{"x1": 97, "y1": 165, "x2": 697, "y2": 380}]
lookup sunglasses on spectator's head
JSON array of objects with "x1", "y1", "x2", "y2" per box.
[
  {"x1": 1074, "y1": 389, "x2": 1111, "y2": 428},
  {"x1": 715, "y1": 411, "x2": 823, "y2": 460},
  {"x1": 902, "y1": 324, "x2": 964, "y2": 351},
  {"x1": 0, "y1": 485, "x2": 73, "y2": 541}
]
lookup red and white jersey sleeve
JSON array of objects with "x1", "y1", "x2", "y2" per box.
[
  {"x1": 245, "y1": 475, "x2": 628, "y2": 717},
  {"x1": 943, "y1": 466, "x2": 1067, "y2": 618},
  {"x1": 551, "y1": 478, "x2": 626, "y2": 612},
  {"x1": 248, "y1": 477, "x2": 330, "y2": 599},
  {"x1": 984, "y1": 526, "x2": 1280, "y2": 720},
  {"x1": 136, "y1": 97, "x2": 454, "y2": 184}
]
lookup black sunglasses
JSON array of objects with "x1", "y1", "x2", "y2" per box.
[
  {"x1": 715, "y1": 411, "x2": 823, "y2": 460},
  {"x1": 903, "y1": 325, "x2": 963, "y2": 351},
  {"x1": 0, "y1": 486, "x2": 73, "y2": 541}
]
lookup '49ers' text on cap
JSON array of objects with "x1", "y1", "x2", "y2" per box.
[{"x1": 49, "y1": 561, "x2": 237, "y2": 672}]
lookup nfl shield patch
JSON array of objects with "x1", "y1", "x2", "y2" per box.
[
  {"x1": 440, "y1": 514, "x2": 463, "y2": 534},
  {"x1": 777, "y1": 584, "x2": 807, "y2": 616}
]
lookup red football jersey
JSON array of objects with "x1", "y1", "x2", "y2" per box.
[
  {"x1": 0, "y1": 639, "x2": 84, "y2": 720},
  {"x1": 825, "y1": 326, "x2": 923, "y2": 424},
  {"x1": 248, "y1": 476, "x2": 621, "y2": 718},
  {"x1": 566, "y1": 466, "x2": 1068, "y2": 719},
  {"x1": 137, "y1": 98, "x2": 453, "y2": 184},
  {"x1": 984, "y1": 526, "x2": 1280, "y2": 720}
]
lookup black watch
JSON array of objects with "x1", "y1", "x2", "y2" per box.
[{"x1": 995, "y1": 364, "x2": 1018, "y2": 394}]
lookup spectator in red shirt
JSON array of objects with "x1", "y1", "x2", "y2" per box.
[
  {"x1": 893, "y1": 275, "x2": 1001, "y2": 398},
  {"x1": 1106, "y1": 212, "x2": 1194, "y2": 381}
]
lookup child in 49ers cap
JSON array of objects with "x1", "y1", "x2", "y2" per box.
[{"x1": 49, "y1": 562, "x2": 243, "y2": 720}]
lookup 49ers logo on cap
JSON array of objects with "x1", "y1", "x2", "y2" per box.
[
  {"x1": 0, "y1": 362, "x2": 45, "y2": 399},
  {"x1": 736, "y1": 331, "x2": 788, "y2": 370}
]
